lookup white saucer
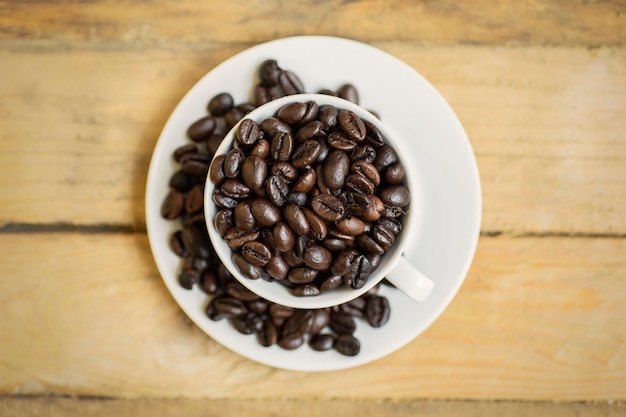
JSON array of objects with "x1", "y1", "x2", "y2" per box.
[{"x1": 145, "y1": 36, "x2": 481, "y2": 371}]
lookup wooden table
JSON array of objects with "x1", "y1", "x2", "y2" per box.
[{"x1": 1, "y1": 1, "x2": 625, "y2": 416}]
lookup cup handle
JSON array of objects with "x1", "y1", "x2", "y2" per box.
[{"x1": 385, "y1": 256, "x2": 434, "y2": 302}]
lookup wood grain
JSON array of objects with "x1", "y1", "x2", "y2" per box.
[
  {"x1": 0, "y1": 0, "x2": 624, "y2": 47},
  {"x1": 1, "y1": 233, "x2": 624, "y2": 400},
  {"x1": 1, "y1": 46, "x2": 624, "y2": 234},
  {"x1": 1, "y1": 397, "x2": 624, "y2": 417}
]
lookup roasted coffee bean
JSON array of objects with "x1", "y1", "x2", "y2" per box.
[
  {"x1": 223, "y1": 148, "x2": 245, "y2": 178},
  {"x1": 311, "y1": 194, "x2": 345, "y2": 222},
  {"x1": 294, "y1": 120, "x2": 326, "y2": 143},
  {"x1": 337, "y1": 83, "x2": 359, "y2": 104},
  {"x1": 232, "y1": 253, "x2": 264, "y2": 280},
  {"x1": 351, "y1": 144, "x2": 376, "y2": 163},
  {"x1": 323, "y1": 150, "x2": 350, "y2": 189},
  {"x1": 327, "y1": 130, "x2": 356, "y2": 151},
  {"x1": 273, "y1": 221, "x2": 296, "y2": 252},
  {"x1": 363, "y1": 119, "x2": 385, "y2": 148},
  {"x1": 302, "y1": 208, "x2": 328, "y2": 241},
  {"x1": 277, "y1": 102, "x2": 307, "y2": 125},
  {"x1": 318, "y1": 105, "x2": 338, "y2": 129},
  {"x1": 261, "y1": 117, "x2": 292, "y2": 137},
  {"x1": 338, "y1": 110, "x2": 366, "y2": 142},
  {"x1": 251, "y1": 198, "x2": 282, "y2": 227},
  {"x1": 377, "y1": 217, "x2": 403, "y2": 235},
  {"x1": 231, "y1": 316, "x2": 254, "y2": 335},
  {"x1": 367, "y1": 253, "x2": 381, "y2": 269},
  {"x1": 345, "y1": 254, "x2": 373, "y2": 289},
  {"x1": 379, "y1": 185, "x2": 410, "y2": 208},
  {"x1": 237, "y1": 118, "x2": 261, "y2": 146},
  {"x1": 302, "y1": 101, "x2": 319, "y2": 124},
  {"x1": 351, "y1": 160, "x2": 381, "y2": 186},
  {"x1": 169, "y1": 170, "x2": 192, "y2": 192},
  {"x1": 161, "y1": 190, "x2": 184, "y2": 219},
  {"x1": 208, "y1": 92, "x2": 234, "y2": 116},
  {"x1": 287, "y1": 192, "x2": 307, "y2": 207},
  {"x1": 361, "y1": 195, "x2": 385, "y2": 222},
  {"x1": 324, "y1": 237, "x2": 352, "y2": 252},
  {"x1": 201, "y1": 270, "x2": 220, "y2": 295},
  {"x1": 226, "y1": 280, "x2": 260, "y2": 301},
  {"x1": 291, "y1": 284, "x2": 321, "y2": 297},
  {"x1": 345, "y1": 173, "x2": 375, "y2": 196},
  {"x1": 182, "y1": 223, "x2": 211, "y2": 259},
  {"x1": 373, "y1": 145, "x2": 399, "y2": 172},
  {"x1": 258, "y1": 59, "x2": 281, "y2": 86},
  {"x1": 209, "y1": 154, "x2": 226, "y2": 185},
  {"x1": 206, "y1": 133, "x2": 224, "y2": 155},
  {"x1": 309, "y1": 333, "x2": 335, "y2": 351},
  {"x1": 250, "y1": 139, "x2": 270, "y2": 159},
  {"x1": 232, "y1": 200, "x2": 254, "y2": 231},
  {"x1": 309, "y1": 308, "x2": 331, "y2": 335},
  {"x1": 303, "y1": 245, "x2": 332, "y2": 270},
  {"x1": 357, "y1": 233, "x2": 384, "y2": 255},
  {"x1": 278, "y1": 334, "x2": 305, "y2": 350},
  {"x1": 247, "y1": 299, "x2": 269, "y2": 315},
  {"x1": 288, "y1": 267, "x2": 318, "y2": 284},
  {"x1": 365, "y1": 295, "x2": 390, "y2": 328},
  {"x1": 269, "y1": 303, "x2": 294, "y2": 319},
  {"x1": 283, "y1": 203, "x2": 309, "y2": 236},
  {"x1": 266, "y1": 175, "x2": 290, "y2": 207},
  {"x1": 257, "y1": 319, "x2": 278, "y2": 347},
  {"x1": 271, "y1": 161, "x2": 298, "y2": 183},
  {"x1": 224, "y1": 106, "x2": 245, "y2": 129},
  {"x1": 265, "y1": 254, "x2": 289, "y2": 280},
  {"x1": 187, "y1": 115, "x2": 217, "y2": 142},
  {"x1": 214, "y1": 208, "x2": 233, "y2": 236},
  {"x1": 343, "y1": 192, "x2": 370, "y2": 217},
  {"x1": 270, "y1": 130, "x2": 294, "y2": 162},
  {"x1": 181, "y1": 211, "x2": 205, "y2": 227},
  {"x1": 290, "y1": 166, "x2": 316, "y2": 193},
  {"x1": 173, "y1": 143, "x2": 198, "y2": 162},
  {"x1": 383, "y1": 163, "x2": 405, "y2": 184},
  {"x1": 242, "y1": 241, "x2": 272, "y2": 266},
  {"x1": 372, "y1": 224, "x2": 395, "y2": 251},
  {"x1": 282, "y1": 310, "x2": 313, "y2": 340},
  {"x1": 335, "y1": 216, "x2": 366, "y2": 236},
  {"x1": 329, "y1": 312, "x2": 357, "y2": 334},
  {"x1": 213, "y1": 296, "x2": 247, "y2": 318},
  {"x1": 221, "y1": 178, "x2": 251, "y2": 199},
  {"x1": 178, "y1": 268, "x2": 200, "y2": 290},
  {"x1": 295, "y1": 234, "x2": 310, "y2": 259},
  {"x1": 254, "y1": 85, "x2": 272, "y2": 105},
  {"x1": 335, "y1": 334, "x2": 360, "y2": 356},
  {"x1": 224, "y1": 226, "x2": 260, "y2": 248},
  {"x1": 169, "y1": 230, "x2": 189, "y2": 257},
  {"x1": 292, "y1": 139, "x2": 322, "y2": 168},
  {"x1": 181, "y1": 153, "x2": 211, "y2": 178},
  {"x1": 212, "y1": 188, "x2": 238, "y2": 209},
  {"x1": 183, "y1": 185, "x2": 203, "y2": 213},
  {"x1": 278, "y1": 70, "x2": 305, "y2": 95},
  {"x1": 331, "y1": 249, "x2": 358, "y2": 277}
]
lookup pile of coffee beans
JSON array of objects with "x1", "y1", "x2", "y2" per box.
[
  {"x1": 210, "y1": 101, "x2": 409, "y2": 297},
  {"x1": 160, "y1": 59, "x2": 395, "y2": 355}
]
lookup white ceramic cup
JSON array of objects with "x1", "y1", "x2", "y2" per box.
[{"x1": 204, "y1": 93, "x2": 434, "y2": 309}]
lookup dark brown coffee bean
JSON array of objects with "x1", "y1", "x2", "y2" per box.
[
  {"x1": 214, "y1": 208, "x2": 233, "y2": 237},
  {"x1": 247, "y1": 299, "x2": 269, "y2": 315},
  {"x1": 303, "y1": 245, "x2": 332, "y2": 270},
  {"x1": 288, "y1": 267, "x2": 318, "y2": 284},
  {"x1": 379, "y1": 185, "x2": 410, "y2": 208},
  {"x1": 318, "y1": 105, "x2": 338, "y2": 129},
  {"x1": 187, "y1": 116, "x2": 216, "y2": 142},
  {"x1": 269, "y1": 303, "x2": 294, "y2": 319},
  {"x1": 251, "y1": 198, "x2": 282, "y2": 227},
  {"x1": 257, "y1": 319, "x2": 278, "y2": 346},
  {"x1": 181, "y1": 223, "x2": 211, "y2": 259},
  {"x1": 302, "y1": 101, "x2": 319, "y2": 124},
  {"x1": 365, "y1": 295, "x2": 390, "y2": 328},
  {"x1": 226, "y1": 280, "x2": 260, "y2": 301},
  {"x1": 345, "y1": 254, "x2": 373, "y2": 289},
  {"x1": 258, "y1": 59, "x2": 281, "y2": 86},
  {"x1": 373, "y1": 145, "x2": 399, "y2": 172},
  {"x1": 345, "y1": 173, "x2": 375, "y2": 196},
  {"x1": 209, "y1": 154, "x2": 226, "y2": 185},
  {"x1": 277, "y1": 102, "x2": 307, "y2": 125},
  {"x1": 224, "y1": 226, "x2": 260, "y2": 248},
  {"x1": 161, "y1": 190, "x2": 184, "y2": 219},
  {"x1": 290, "y1": 167, "x2": 316, "y2": 193},
  {"x1": 287, "y1": 192, "x2": 307, "y2": 207},
  {"x1": 337, "y1": 83, "x2": 359, "y2": 104},
  {"x1": 372, "y1": 224, "x2": 395, "y2": 251},
  {"x1": 294, "y1": 120, "x2": 326, "y2": 143},
  {"x1": 363, "y1": 119, "x2": 385, "y2": 148},
  {"x1": 357, "y1": 233, "x2": 384, "y2": 255},
  {"x1": 338, "y1": 110, "x2": 366, "y2": 142},
  {"x1": 183, "y1": 185, "x2": 202, "y2": 214},
  {"x1": 383, "y1": 163, "x2": 405, "y2": 184},
  {"x1": 270, "y1": 162, "x2": 297, "y2": 183},
  {"x1": 335, "y1": 334, "x2": 360, "y2": 356},
  {"x1": 273, "y1": 222, "x2": 296, "y2": 252},
  {"x1": 237, "y1": 118, "x2": 261, "y2": 146},
  {"x1": 206, "y1": 133, "x2": 224, "y2": 155},
  {"x1": 309, "y1": 333, "x2": 335, "y2": 351},
  {"x1": 331, "y1": 249, "x2": 358, "y2": 277},
  {"x1": 181, "y1": 153, "x2": 211, "y2": 178},
  {"x1": 292, "y1": 139, "x2": 322, "y2": 169},
  {"x1": 169, "y1": 230, "x2": 189, "y2": 257},
  {"x1": 212, "y1": 188, "x2": 238, "y2": 209},
  {"x1": 278, "y1": 334, "x2": 305, "y2": 350},
  {"x1": 265, "y1": 254, "x2": 289, "y2": 280},
  {"x1": 327, "y1": 130, "x2": 356, "y2": 151},
  {"x1": 291, "y1": 284, "x2": 321, "y2": 297},
  {"x1": 233, "y1": 200, "x2": 255, "y2": 231},
  {"x1": 249, "y1": 139, "x2": 270, "y2": 159},
  {"x1": 351, "y1": 144, "x2": 377, "y2": 163},
  {"x1": 232, "y1": 253, "x2": 264, "y2": 280},
  {"x1": 174, "y1": 143, "x2": 198, "y2": 162},
  {"x1": 282, "y1": 310, "x2": 313, "y2": 340},
  {"x1": 213, "y1": 296, "x2": 247, "y2": 318},
  {"x1": 311, "y1": 193, "x2": 345, "y2": 222},
  {"x1": 309, "y1": 308, "x2": 331, "y2": 335},
  {"x1": 201, "y1": 270, "x2": 220, "y2": 294},
  {"x1": 265, "y1": 175, "x2": 289, "y2": 207},
  {"x1": 329, "y1": 312, "x2": 357, "y2": 334},
  {"x1": 278, "y1": 70, "x2": 305, "y2": 95},
  {"x1": 351, "y1": 160, "x2": 381, "y2": 186},
  {"x1": 362, "y1": 195, "x2": 385, "y2": 222},
  {"x1": 269, "y1": 131, "x2": 293, "y2": 162},
  {"x1": 261, "y1": 117, "x2": 292, "y2": 137},
  {"x1": 169, "y1": 170, "x2": 192, "y2": 192},
  {"x1": 221, "y1": 178, "x2": 251, "y2": 199},
  {"x1": 335, "y1": 216, "x2": 366, "y2": 236},
  {"x1": 208, "y1": 92, "x2": 234, "y2": 116},
  {"x1": 377, "y1": 217, "x2": 403, "y2": 236},
  {"x1": 242, "y1": 241, "x2": 272, "y2": 266},
  {"x1": 223, "y1": 148, "x2": 245, "y2": 178},
  {"x1": 283, "y1": 203, "x2": 309, "y2": 236},
  {"x1": 302, "y1": 208, "x2": 328, "y2": 241},
  {"x1": 323, "y1": 150, "x2": 350, "y2": 189},
  {"x1": 224, "y1": 106, "x2": 245, "y2": 130},
  {"x1": 231, "y1": 317, "x2": 254, "y2": 335},
  {"x1": 323, "y1": 237, "x2": 352, "y2": 252}
]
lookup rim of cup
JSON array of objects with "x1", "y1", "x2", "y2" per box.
[{"x1": 204, "y1": 93, "x2": 417, "y2": 309}]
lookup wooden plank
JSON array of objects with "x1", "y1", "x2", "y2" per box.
[
  {"x1": 0, "y1": 0, "x2": 624, "y2": 47},
  {"x1": 1, "y1": 397, "x2": 624, "y2": 417},
  {"x1": 1, "y1": 46, "x2": 625, "y2": 233},
  {"x1": 0, "y1": 234, "x2": 624, "y2": 400}
]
